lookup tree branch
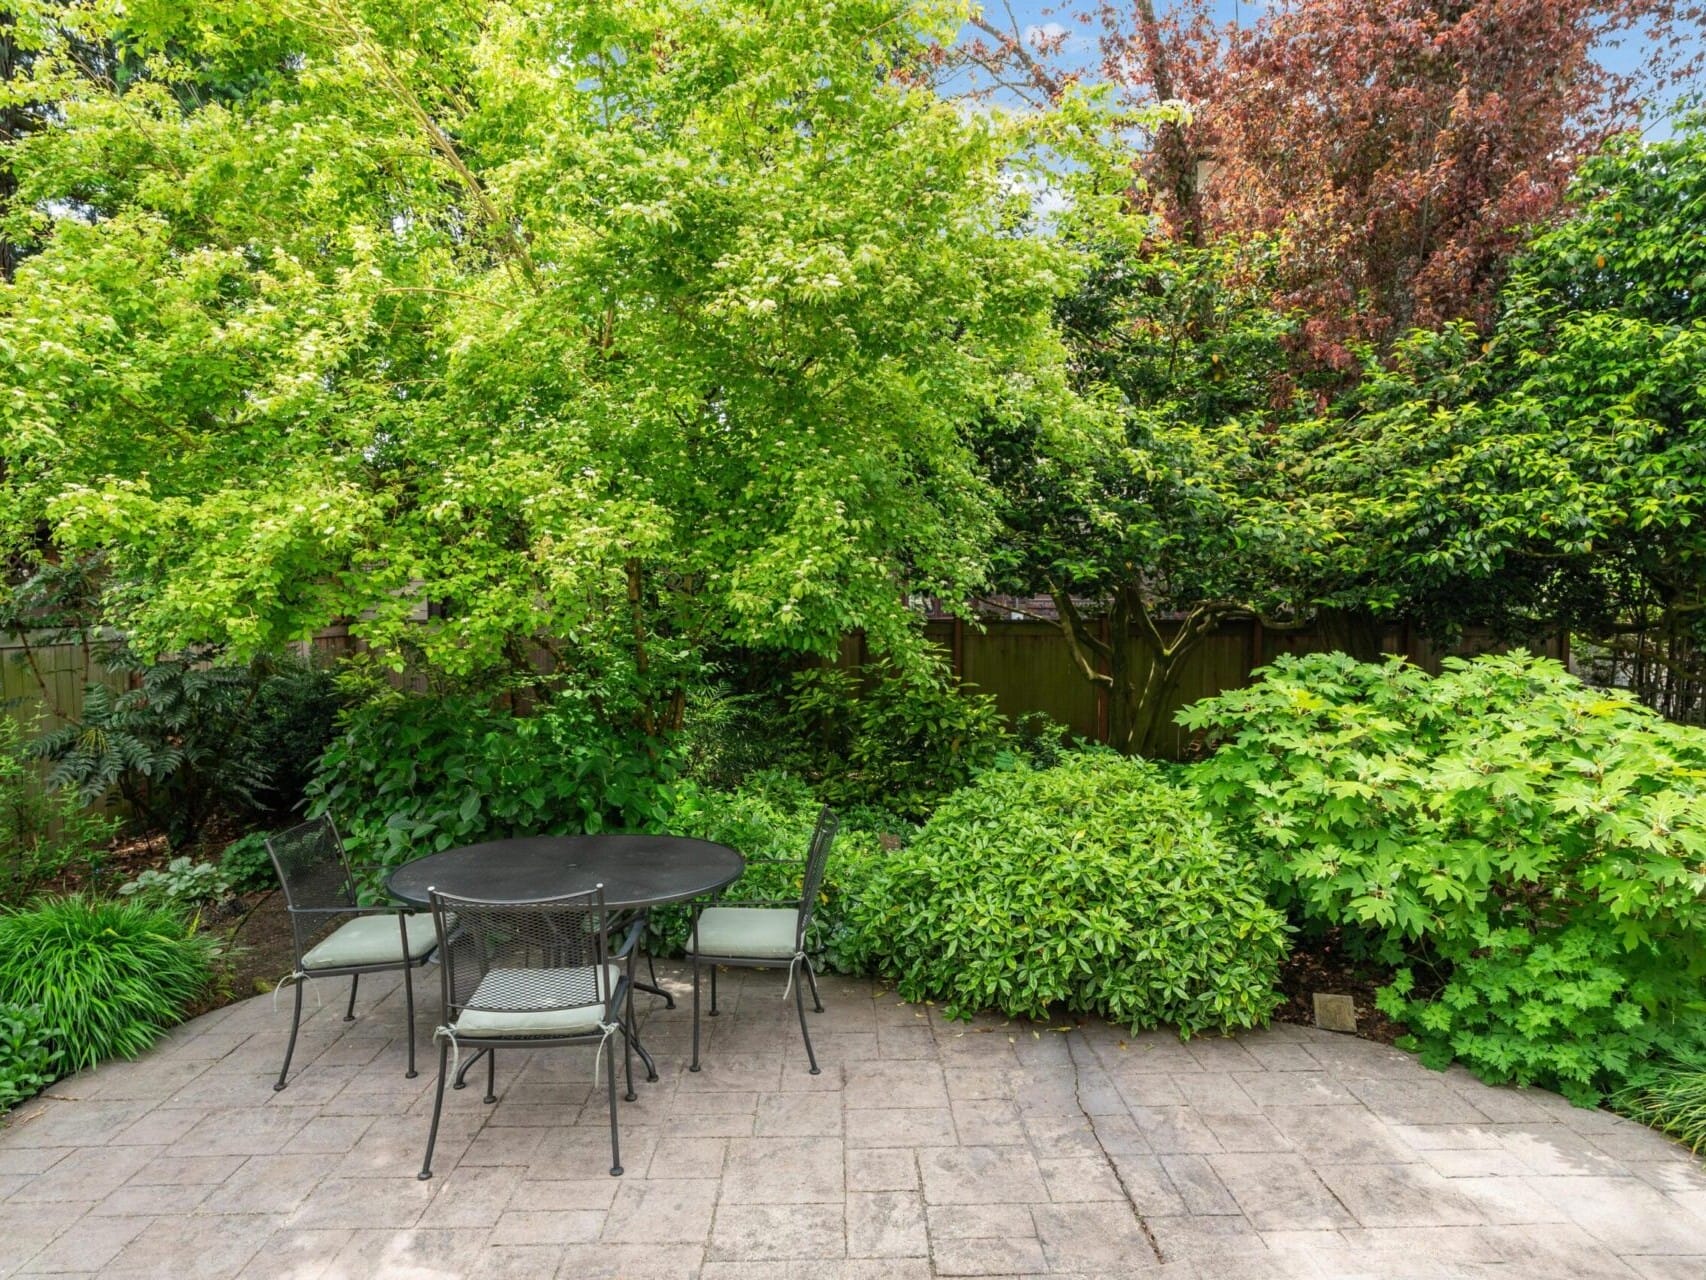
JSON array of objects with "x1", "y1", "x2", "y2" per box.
[{"x1": 1046, "y1": 580, "x2": 1114, "y2": 687}]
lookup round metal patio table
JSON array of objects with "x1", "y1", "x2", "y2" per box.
[
  {"x1": 385, "y1": 833, "x2": 745, "y2": 911},
  {"x1": 386, "y1": 834, "x2": 745, "y2": 1089}
]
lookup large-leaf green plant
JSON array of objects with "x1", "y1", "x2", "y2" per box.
[{"x1": 1183, "y1": 651, "x2": 1706, "y2": 1102}]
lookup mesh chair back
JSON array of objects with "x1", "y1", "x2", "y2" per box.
[
  {"x1": 429, "y1": 887, "x2": 620, "y2": 1029},
  {"x1": 795, "y1": 807, "x2": 838, "y2": 945},
  {"x1": 267, "y1": 818, "x2": 357, "y2": 961}
]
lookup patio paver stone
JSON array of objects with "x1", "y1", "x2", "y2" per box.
[{"x1": 2, "y1": 965, "x2": 1704, "y2": 1278}]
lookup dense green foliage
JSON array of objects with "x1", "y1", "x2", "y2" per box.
[
  {"x1": 32, "y1": 650, "x2": 342, "y2": 847},
  {"x1": 1296, "y1": 113, "x2": 1706, "y2": 660},
  {"x1": 306, "y1": 694, "x2": 685, "y2": 884},
  {"x1": 0, "y1": 715, "x2": 116, "y2": 906},
  {"x1": 217, "y1": 831, "x2": 277, "y2": 895},
  {"x1": 651, "y1": 770, "x2": 884, "y2": 962},
  {"x1": 779, "y1": 664, "x2": 1010, "y2": 821},
  {"x1": 0, "y1": 895, "x2": 216, "y2": 1070},
  {"x1": 1615, "y1": 1065, "x2": 1706, "y2": 1153},
  {"x1": 1184, "y1": 652, "x2": 1706, "y2": 1102},
  {"x1": 0, "y1": 1003, "x2": 60, "y2": 1112},
  {"x1": 0, "y1": 0, "x2": 1082, "y2": 722},
  {"x1": 843, "y1": 752, "x2": 1287, "y2": 1033}
]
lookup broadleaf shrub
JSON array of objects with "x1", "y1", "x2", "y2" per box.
[
  {"x1": 652, "y1": 770, "x2": 888, "y2": 965},
  {"x1": 841, "y1": 752, "x2": 1288, "y2": 1033},
  {"x1": 0, "y1": 1002, "x2": 60, "y2": 1112},
  {"x1": 1182, "y1": 651, "x2": 1706, "y2": 1103},
  {"x1": 781, "y1": 662, "x2": 1010, "y2": 820},
  {"x1": 218, "y1": 831, "x2": 277, "y2": 895},
  {"x1": 306, "y1": 693, "x2": 686, "y2": 886},
  {"x1": 0, "y1": 896, "x2": 217, "y2": 1070}
]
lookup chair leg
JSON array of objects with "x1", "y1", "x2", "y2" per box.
[
  {"x1": 419, "y1": 1039, "x2": 450, "y2": 1180},
  {"x1": 606, "y1": 1032, "x2": 624, "y2": 1177},
  {"x1": 709, "y1": 964, "x2": 718, "y2": 1016},
  {"x1": 806, "y1": 959, "x2": 824, "y2": 1014},
  {"x1": 484, "y1": 1048, "x2": 497, "y2": 1105},
  {"x1": 274, "y1": 975, "x2": 306, "y2": 1091},
  {"x1": 793, "y1": 958, "x2": 821, "y2": 1075},
  {"x1": 344, "y1": 973, "x2": 360, "y2": 1021},
  {"x1": 623, "y1": 1023, "x2": 636, "y2": 1102},
  {"x1": 689, "y1": 954, "x2": 702, "y2": 1073},
  {"x1": 403, "y1": 963, "x2": 418, "y2": 1079}
]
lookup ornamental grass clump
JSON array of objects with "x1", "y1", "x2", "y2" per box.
[
  {"x1": 1183, "y1": 651, "x2": 1706, "y2": 1104},
  {"x1": 0, "y1": 895, "x2": 217, "y2": 1071},
  {"x1": 842, "y1": 752, "x2": 1288, "y2": 1035}
]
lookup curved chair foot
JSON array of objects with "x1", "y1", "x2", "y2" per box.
[
  {"x1": 610, "y1": 1164, "x2": 623, "y2": 1177},
  {"x1": 406, "y1": 1070, "x2": 419, "y2": 1080},
  {"x1": 417, "y1": 1171, "x2": 433, "y2": 1181},
  {"x1": 272, "y1": 1082, "x2": 287, "y2": 1092}
]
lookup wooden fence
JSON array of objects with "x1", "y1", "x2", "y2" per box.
[
  {"x1": 3, "y1": 618, "x2": 1562, "y2": 762},
  {"x1": 848, "y1": 616, "x2": 1564, "y2": 758}
]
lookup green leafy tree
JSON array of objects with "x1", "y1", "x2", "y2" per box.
[
  {"x1": 981, "y1": 234, "x2": 1363, "y2": 755},
  {"x1": 1295, "y1": 113, "x2": 1706, "y2": 678},
  {"x1": 0, "y1": 0, "x2": 1081, "y2": 726}
]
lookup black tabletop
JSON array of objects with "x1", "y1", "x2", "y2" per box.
[{"x1": 384, "y1": 834, "x2": 745, "y2": 910}]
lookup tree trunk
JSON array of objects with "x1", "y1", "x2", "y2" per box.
[{"x1": 1053, "y1": 584, "x2": 1218, "y2": 759}]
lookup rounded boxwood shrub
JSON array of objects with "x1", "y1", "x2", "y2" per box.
[
  {"x1": 0, "y1": 896, "x2": 217, "y2": 1071},
  {"x1": 841, "y1": 752, "x2": 1288, "y2": 1034}
]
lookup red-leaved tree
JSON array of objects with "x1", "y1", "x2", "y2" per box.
[{"x1": 969, "y1": 0, "x2": 1704, "y2": 364}]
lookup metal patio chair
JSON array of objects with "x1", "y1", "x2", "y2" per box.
[
  {"x1": 685, "y1": 806, "x2": 838, "y2": 1075},
  {"x1": 267, "y1": 817, "x2": 439, "y2": 1091},
  {"x1": 418, "y1": 885, "x2": 639, "y2": 1179}
]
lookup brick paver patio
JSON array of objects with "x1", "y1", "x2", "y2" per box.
[{"x1": 2, "y1": 965, "x2": 1703, "y2": 1278}]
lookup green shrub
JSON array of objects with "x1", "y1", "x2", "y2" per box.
[
  {"x1": 1182, "y1": 650, "x2": 1706, "y2": 1103},
  {"x1": 218, "y1": 831, "x2": 277, "y2": 895},
  {"x1": 0, "y1": 896, "x2": 216, "y2": 1070},
  {"x1": 1615, "y1": 1064, "x2": 1706, "y2": 1153},
  {"x1": 0, "y1": 1002, "x2": 60, "y2": 1112},
  {"x1": 119, "y1": 857, "x2": 232, "y2": 912},
  {"x1": 0, "y1": 716, "x2": 118, "y2": 906},
  {"x1": 652, "y1": 770, "x2": 888, "y2": 965},
  {"x1": 32, "y1": 649, "x2": 344, "y2": 848},
  {"x1": 841, "y1": 752, "x2": 1288, "y2": 1033},
  {"x1": 306, "y1": 693, "x2": 685, "y2": 886},
  {"x1": 245, "y1": 654, "x2": 344, "y2": 819},
  {"x1": 781, "y1": 661, "x2": 1010, "y2": 820}
]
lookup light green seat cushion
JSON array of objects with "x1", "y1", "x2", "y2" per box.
[
  {"x1": 688, "y1": 906, "x2": 799, "y2": 960},
  {"x1": 302, "y1": 912, "x2": 442, "y2": 970},
  {"x1": 453, "y1": 964, "x2": 624, "y2": 1039}
]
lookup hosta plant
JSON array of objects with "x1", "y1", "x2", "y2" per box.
[
  {"x1": 1183, "y1": 651, "x2": 1706, "y2": 1102},
  {"x1": 841, "y1": 751, "x2": 1288, "y2": 1034}
]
